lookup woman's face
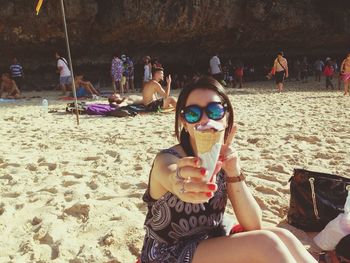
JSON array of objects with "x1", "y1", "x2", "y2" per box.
[{"x1": 181, "y1": 89, "x2": 228, "y2": 138}]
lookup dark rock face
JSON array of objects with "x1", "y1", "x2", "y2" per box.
[{"x1": 0, "y1": 0, "x2": 349, "y2": 87}]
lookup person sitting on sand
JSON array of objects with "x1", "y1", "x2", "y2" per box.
[
  {"x1": 140, "y1": 76, "x2": 317, "y2": 263},
  {"x1": 340, "y1": 53, "x2": 350, "y2": 96},
  {"x1": 0, "y1": 73, "x2": 21, "y2": 99},
  {"x1": 142, "y1": 67, "x2": 177, "y2": 111},
  {"x1": 74, "y1": 74, "x2": 100, "y2": 98}
]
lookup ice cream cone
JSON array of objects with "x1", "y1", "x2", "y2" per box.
[
  {"x1": 194, "y1": 129, "x2": 225, "y2": 154},
  {"x1": 193, "y1": 126, "x2": 225, "y2": 181}
]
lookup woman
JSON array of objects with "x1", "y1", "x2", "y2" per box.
[
  {"x1": 140, "y1": 76, "x2": 316, "y2": 263},
  {"x1": 340, "y1": 53, "x2": 350, "y2": 96}
]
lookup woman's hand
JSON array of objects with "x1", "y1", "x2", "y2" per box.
[
  {"x1": 220, "y1": 125, "x2": 241, "y2": 177},
  {"x1": 173, "y1": 156, "x2": 218, "y2": 204}
]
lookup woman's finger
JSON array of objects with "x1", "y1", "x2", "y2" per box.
[
  {"x1": 177, "y1": 156, "x2": 201, "y2": 169},
  {"x1": 224, "y1": 125, "x2": 237, "y2": 146},
  {"x1": 182, "y1": 180, "x2": 217, "y2": 193},
  {"x1": 176, "y1": 166, "x2": 207, "y2": 179}
]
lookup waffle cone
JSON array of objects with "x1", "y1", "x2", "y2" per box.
[{"x1": 194, "y1": 129, "x2": 225, "y2": 154}]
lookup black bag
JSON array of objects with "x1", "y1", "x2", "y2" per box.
[{"x1": 287, "y1": 168, "x2": 350, "y2": 232}]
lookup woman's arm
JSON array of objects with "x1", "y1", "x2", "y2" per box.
[
  {"x1": 221, "y1": 127, "x2": 262, "y2": 230},
  {"x1": 226, "y1": 175, "x2": 262, "y2": 230}
]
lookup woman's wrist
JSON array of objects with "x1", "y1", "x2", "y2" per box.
[
  {"x1": 225, "y1": 168, "x2": 241, "y2": 178},
  {"x1": 226, "y1": 171, "x2": 245, "y2": 183}
]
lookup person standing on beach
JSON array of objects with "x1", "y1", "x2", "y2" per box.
[
  {"x1": 273, "y1": 51, "x2": 288, "y2": 92},
  {"x1": 143, "y1": 56, "x2": 152, "y2": 85},
  {"x1": 300, "y1": 57, "x2": 309, "y2": 83},
  {"x1": 210, "y1": 53, "x2": 223, "y2": 82},
  {"x1": 126, "y1": 56, "x2": 135, "y2": 92},
  {"x1": 55, "y1": 51, "x2": 72, "y2": 96},
  {"x1": 323, "y1": 61, "x2": 334, "y2": 89},
  {"x1": 0, "y1": 73, "x2": 21, "y2": 99},
  {"x1": 9, "y1": 57, "x2": 24, "y2": 90},
  {"x1": 142, "y1": 67, "x2": 177, "y2": 111},
  {"x1": 340, "y1": 53, "x2": 350, "y2": 96},
  {"x1": 111, "y1": 52, "x2": 124, "y2": 94},
  {"x1": 313, "y1": 58, "x2": 324, "y2": 82}
]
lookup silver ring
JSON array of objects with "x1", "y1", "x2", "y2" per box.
[
  {"x1": 176, "y1": 167, "x2": 184, "y2": 181},
  {"x1": 179, "y1": 180, "x2": 186, "y2": 194}
]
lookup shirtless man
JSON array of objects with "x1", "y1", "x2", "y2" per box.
[
  {"x1": 273, "y1": 51, "x2": 289, "y2": 92},
  {"x1": 340, "y1": 53, "x2": 350, "y2": 96},
  {"x1": 142, "y1": 67, "x2": 177, "y2": 111},
  {"x1": 74, "y1": 74, "x2": 100, "y2": 97},
  {"x1": 0, "y1": 73, "x2": 21, "y2": 99}
]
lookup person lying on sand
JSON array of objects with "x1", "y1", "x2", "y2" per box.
[
  {"x1": 74, "y1": 74, "x2": 100, "y2": 98},
  {"x1": 108, "y1": 93, "x2": 143, "y2": 108},
  {"x1": 142, "y1": 67, "x2": 177, "y2": 112},
  {"x1": 0, "y1": 73, "x2": 21, "y2": 99},
  {"x1": 140, "y1": 76, "x2": 317, "y2": 263}
]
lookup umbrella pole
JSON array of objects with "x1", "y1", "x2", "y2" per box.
[{"x1": 59, "y1": 0, "x2": 79, "y2": 125}]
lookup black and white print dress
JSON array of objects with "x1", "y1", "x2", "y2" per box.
[{"x1": 140, "y1": 149, "x2": 228, "y2": 263}]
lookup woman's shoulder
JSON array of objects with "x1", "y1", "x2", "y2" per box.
[{"x1": 158, "y1": 145, "x2": 185, "y2": 160}]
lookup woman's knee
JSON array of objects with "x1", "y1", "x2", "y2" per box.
[
  {"x1": 267, "y1": 227, "x2": 296, "y2": 241},
  {"x1": 250, "y1": 230, "x2": 293, "y2": 262}
]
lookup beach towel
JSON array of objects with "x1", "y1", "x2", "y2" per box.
[
  {"x1": 86, "y1": 104, "x2": 116, "y2": 116},
  {"x1": 0, "y1": 98, "x2": 17, "y2": 102}
]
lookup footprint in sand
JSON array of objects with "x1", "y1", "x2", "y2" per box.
[
  {"x1": 62, "y1": 171, "x2": 84, "y2": 179},
  {"x1": 0, "y1": 174, "x2": 13, "y2": 180},
  {"x1": 38, "y1": 162, "x2": 57, "y2": 171},
  {"x1": 2, "y1": 192, "x2": 21, "y2": 198},
  {"x1": 62, "y1": 180, "x2": 81, "y2": 187},
  {"x1": 120, "y1": 182, "x2": 131, "y2": 190},
  {"x1": 87, "y1": 180, "x2": 98, "y2": 190},
  {"x1": 266, "y1": 164, "x2": 289, "y2": 174},
  {"x1": 293, "y1": 135, "x2": 321, "y2": 144},
  {"x1": 134, "y1": 164, "x2": 143, "y2": 171},
  {"x1": 64, "y1": 203, "x2": 90, "y2": 222},
  {"x1": 26, "y1": 163, "x2": 38, "y2": 171},
  {"x1": 84, "y1": 156, "x2": 101, "y2": 161},
  {"x1": 0, "y1": 203, "x2": 5, "y2": 215},
  {"x1": 105, "y1": 150, "x2": 118, "y2": 158},
  {"x1": 255, "y1": 186, "x2": 281, "y2": 196},
  {"x1": 314, "y1": 152, "x2": 333, "y2": 160},
  {"x1": 0, "y1": 163, "x2": 20, "y2": 169}
]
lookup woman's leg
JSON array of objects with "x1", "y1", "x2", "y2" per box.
[
  {"x1": 345, "y1": 80, "x2": 350, "y2": 95},
  {"x1": 193, "y1": 230, "x2": 297, "y2": 263},
  {"x1": 265, "y1": 227, "x2": 317, "y2": 263}
]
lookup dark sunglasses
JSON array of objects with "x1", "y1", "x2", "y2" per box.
[{"x1": 181, "y1": 102, "x2": 227, "y2": 124}]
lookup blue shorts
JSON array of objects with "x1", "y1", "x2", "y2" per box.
[
  {"x1": 76, "y1": 87, "x2": 89, "y2": 97},
  {"x1": 60, "y1": 76, "x2": 72, "y2": 85}
]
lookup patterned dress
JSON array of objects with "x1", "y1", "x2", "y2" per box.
[
  {"x1": 111, "y1": 57, "x2": 123, "y2": 82},
  {"x1": 141, "y1": 149, "x2": 228, "y2": 263}
]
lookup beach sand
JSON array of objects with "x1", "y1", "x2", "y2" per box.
[{"x1": 0, "y1": 81, "x2": 349, "y2": 262}]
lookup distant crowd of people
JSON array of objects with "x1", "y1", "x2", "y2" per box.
[{"x1": 1, "y1": 51, "x2": 350, "y2": 100}]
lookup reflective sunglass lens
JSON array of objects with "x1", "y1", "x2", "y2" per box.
[
  {"x1": 184, "y1": 106, "x2": 201, "y2": 123},
  {"x1": 207, "y1": 103, "x2": 225, "y2": 120}
]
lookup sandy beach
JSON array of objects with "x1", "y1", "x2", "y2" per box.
[{"x1": 1, "y1": 81, "x2": 349, "y2": 262}]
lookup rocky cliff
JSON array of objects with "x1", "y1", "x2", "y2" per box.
[{"x1": 0, "y1": 0, "x2": 349, "y2": 87}]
